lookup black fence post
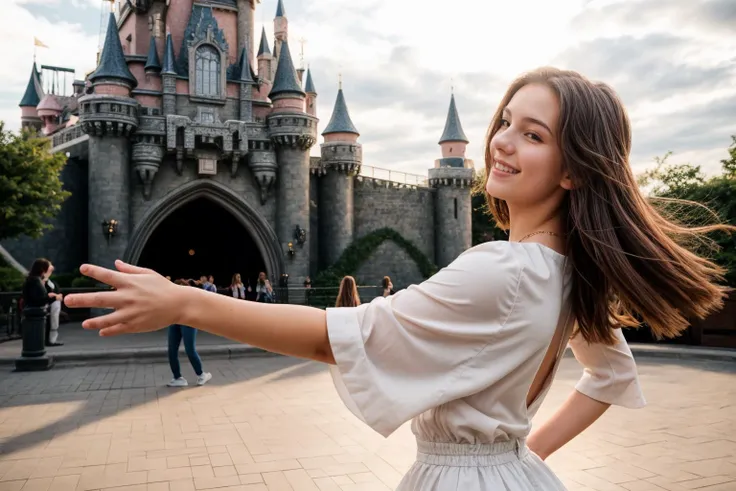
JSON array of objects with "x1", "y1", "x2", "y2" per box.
[{"x1": 15, "y1": 306, "x2": 54, "y2": 371}]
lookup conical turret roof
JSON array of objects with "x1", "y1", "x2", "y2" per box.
[
  {"x1": 275, "y1": 0, "x2": 286, "y2": 18},
  {"x1": 438, "y1": 93, "x2": 468, "y2": 144},
  {"x1": 304, "y1": 68, "x2": 316, "y2": 94},
  {"x1": 322, "y1": 88, "x2": 359, "y2": 136},
  {"x1": 19, "y1": 62, "x2": 43, "y2": 107},
  {"x1": 162, "y1": 33, "x2": 177, "y2": 74},
  {"x1": 144, "y1": 37, "x2": 161, "y2": 72},
  {"x1": 268, "y1": 40, "x2": 305, "y2": 98},
  {"x1": 257, "y1": 26, "x2": 271, "y2": 57},
  {"x1": 90, "y1": 12, "x2": 137, "y2": 87},
  {"x1": 237, "y1": 45, "x2": 257, "y2": 83}
]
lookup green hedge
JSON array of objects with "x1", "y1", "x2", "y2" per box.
[
  {"x1": 0, "y1": 266, "x2": 24, "y2": 292},
  {"x1": 0, "y1": 256, "x2": 96, "y2": 291},
  {"x1": 313, "y1": 228, "x2": 437, "y2": 287}
]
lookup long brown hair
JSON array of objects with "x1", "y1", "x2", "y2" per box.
[
  {"x1": 482, "y1": 67, "x2": 733, "y2": 344},
  {"x1": 336, "y1": 276, "x2": 361, "y2": 307}
]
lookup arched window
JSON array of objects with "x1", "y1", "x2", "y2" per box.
[{"x1": 195, "y1": 45, "x2": 220, "y2": 97}]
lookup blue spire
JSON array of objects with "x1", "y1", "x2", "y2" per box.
[
  {"x1": 304, "y1": 68, "x2": 316, "y2": 94},
  {"x1": 322, "y1": 88, "x2": 359, "y2": 136},
  {"x1": 19, "y1": 62, "x2": 43, "y2": 107},
  {"x1": 90, "y1": 12, "x2": 137, "y2": 87},
  {"x1": 257, "y1": 26, "x2": 271, "y2": 57},
  {"x1": 237, "y1": 45, "x2": 256, "y2": 83},
  {"x1": 161, "y1": 33, "x2": 177, "y2": 75},
  {"x1": 144, "y1": 37, "x2": 161, "y2": 73},
  {"x1": 438, "y1": 93, "x2": 468, "y2": 144},
  {"x1": 275, "y1": 0, "x2": 286, "y2": 17},
  {"x1": 268, "y1": 40, "x2": 305, "y2": 98}
]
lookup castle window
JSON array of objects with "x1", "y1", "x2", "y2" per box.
[
  {"x1": 195, "y1": 45, "x2": 220, "y2": 97},
  {"x1": 454, "y1": 198, "x2": 458, "y2": 219}
]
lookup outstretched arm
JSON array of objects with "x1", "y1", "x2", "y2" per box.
[
  {"x1": 64, "y1": 261, "x2": 335, "y2": 364},
  {"x1": 527, "y1": 391, "x2": 609, "y2": 460}
]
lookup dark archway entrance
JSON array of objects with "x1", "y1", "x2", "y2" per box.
[{"x1": 138, "y1": 197, "x2": 265, "y2": 291}]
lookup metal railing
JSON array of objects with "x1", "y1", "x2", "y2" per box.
[
  {"x1": 359, "y1": 165, "x2": 429, "y2": 187},
  {"x1": 51, "y1": 124, "x2": 86, "y2": 149}
]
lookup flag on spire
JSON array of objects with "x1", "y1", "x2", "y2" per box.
[{"x1": 34, "y1": 37, "x2": 49, "y2": 48}]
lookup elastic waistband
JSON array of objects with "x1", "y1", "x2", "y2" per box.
[{"x1": 415, "y1": 439, "x2": 528, "y2": 467}]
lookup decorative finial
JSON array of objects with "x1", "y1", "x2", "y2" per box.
[
  {"x1": 298, "y1": 37, "x2": 306, "y2": 69},
  {"x1": 338, "y1": 72, "x2": 342, "y2": 90},
  {"x1": 451, "y1": 77, "x2": 454, "y2": 94}
]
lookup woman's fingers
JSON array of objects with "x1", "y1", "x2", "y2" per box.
[
  {"x1": 81, "y1": 309, "x2": 133, "y2": 331},
  {"x1": 79, "y1": 264, "x2": 126, "y2": 287},
  {"x1": 65, "y1": 291, "x2": 121, "y2": 309},
  {"x1": 115, "y1": 260, "x2": 154, "y2": 275},
  {"x1": 100, "y1": 323, "x2": 134, "y2": 337}
]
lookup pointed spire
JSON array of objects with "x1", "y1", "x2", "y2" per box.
[
  {"x1": 90, "y1": 12, "x2": 137, "y2": 87},
  {"x1": 144, "y1": 37, "x2": 161, "y2": 73},
  {"x1": 237, "y1": 45, "x2": 256, "y2": 83},
  {"x1": 322, "y1": 87, "x2": 359, "y2": 136},
  {"x1": 304, "y1": 68, "x2": 316, "y2": 94},
  {"x1": 257, "y1": 26, "x2": 271, "y2": 57},
  {"x1": 19, "y1": 62, "x2": 43, "y2": 107},
  {"x1": 275, "y1": 0, "x2": 286, "y2": 18},
  {"x1": 269, "y1": 40, "x2": 305, "y2": 98},
  {"x1": 161, "y1": 33, "x2": 177, "y2": 75},
  {"x1": 438, "y1": 93, "x2": 468, "y2": 144}
]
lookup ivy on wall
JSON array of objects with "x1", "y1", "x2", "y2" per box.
[{"x1": 313, "y1": 228, "x2": 438, "y2": 287}]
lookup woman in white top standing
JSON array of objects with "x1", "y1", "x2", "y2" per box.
[
  {"x1": 65, "y1": 67, "x2": 732, "y2": 490},
  {"x1": 254, "y1": 272, "x2": 274, "y2": 303}
]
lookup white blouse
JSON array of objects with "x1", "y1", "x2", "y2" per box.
[{"x1": 326, "y1": 241, "x2": 645, "y2": 442}]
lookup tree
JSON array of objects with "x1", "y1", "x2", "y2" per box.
[
  {"x1": 471, "y1": 169, "x2": 508, "y2": 245},
  {"x1": 0, "y1": 122, "x2": 70, "y2": 241}
]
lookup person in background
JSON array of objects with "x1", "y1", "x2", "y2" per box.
[
  {"x1": 335, "y1": 276, "x2": 361, "y2": 308},
  {"x1": 255, "y1": 272, "x2": 274, "y2": 303},
  {"x1": 166, "y1": 279, "x2": 213, "y2": 387},
  {"x1": 381, "y1": 276, "x2": 395, "y2": 297},
  {"x1": 229, "y1": 273, "x2": 248, "y2": 300},
  {"x1": 44, "y1": 262, "x2": 64, "y2": 346},
  {"x1": 199, "y1": 275, "x2": 217, "y2": 293},
  {"x1": 22, "y1": 259, "x2": 58, "y2": 312}
]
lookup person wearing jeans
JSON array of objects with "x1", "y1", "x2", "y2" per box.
[{"x1": 166, "y1": 279, "x2": 212, "y2": 387}]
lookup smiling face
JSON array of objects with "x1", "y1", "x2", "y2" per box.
[{"x1": 485, "y1": 83, "x2": 571, "y2": 211}]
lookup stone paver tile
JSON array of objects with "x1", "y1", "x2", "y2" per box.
[
  {"x1": 165, "y1": 458, "x2": 189, "y2": 470},
  {"x1": 680, "y1": 458, "x2": 736, "y2": 478},
  {"x1": 47, "y1": 476, "x2": 80, "y2": 491},
  {"x1": 147, "y1": 469, "x2": 192, "y2": 484},
  {"x1": 128, "y1": 459, "x2": 167, "y2": 473},
  {"x1": 281, "y1": 470, "x2": 319, "y2": 491},
  {"x1": 147, "y1": 483, "x2": 169, "y2": 491},
  {"x1": 337, "y1": 483, "x2": 390, "y2": 491},
  {"x1": 189, "y1": 468, "x2": 213, "y2": 480},
  {"x1": 621, "y1": 481, "x2": 668, "y2": 490},
  {"x1": 207, "y1": 456, "x2": 232, "y2": 469},
  {"x1": 311, "y1": 479, "x2": 340, "y2": 491},
  {"x1": 680, "y1": 476, "x2": 736, "y2": 489},
  {"x1": 327, "y1": 478, "x2": 350, "y2": 486},
  {"x1": 212, "y1": 469, "x2": 235, "y2": 479},
  {"x1": 168, "y1": 480, "x2": 195, "y2": 491},
  {"x1": 192, "y1": 476, "x2": 240, "y2": 490},
  {"x1": 20, "y1": 478, "x2": 53, "y2": 491},
  {"x1": 77, "y1": 472, "x2": 148, "y2": 491},
  {"x1": 234, "y1": 462, "x2": 301, "y2": 476},
  {"x1": 0, "y1": 482, "x2": 27, "y2": 491},
  {"x1": 237, "y1": 476, "x2": 262, "y2": 486},
  {"x1": 260, "y1": 472, "x2": 292, "y2": 491}
]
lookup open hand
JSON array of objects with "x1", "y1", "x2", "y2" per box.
[{"x1": 64, "y1": 260, "x2": 182, "y2": 337}]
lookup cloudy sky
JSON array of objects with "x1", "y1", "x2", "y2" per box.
[{"x1": 2, "y1": 0, "x2": 735, "y2": 178}]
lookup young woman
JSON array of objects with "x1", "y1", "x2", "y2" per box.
[
  {"x1": 255, "y1": 272, "x2": 274, "y2": 303},
  {"x1": 65, "y1": 67, "x2": 731, "y2": 490},
  {"x1": 335, "y1": 276, "x2": 361, "y2": 308},
  {"x1": 229, "y1": 273, "x2": 248, "y2": 300},
  {"x1": 22, "y1": 258, "x2": 59, "y2": 311},
  {"x1": 381, "y1": 276, "x2": 394, "y2": 297},
  {"x1": 166, "y1": 279, "x2": 212, "y2": 388}
]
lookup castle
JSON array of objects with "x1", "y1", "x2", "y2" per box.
[{"x1": 5, "y1": 0, "x2": 474, "y2": 290}]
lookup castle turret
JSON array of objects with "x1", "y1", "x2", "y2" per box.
[
  {"x1": 79, "y1": 12, "x2": 139, "y2": 271},
  {"x1": 319, "y1": 81, "x2": 361, "y2": 267},
  {"x1": 267, "y1": 39, "x2": 317, "y2": 287},
  {"x1": 161, "y1": 33, "x2": 177, "y2": 116},
  {"x1": 19, "y1": 62, "x2": 44, "y2": 131},
  {"x1": 236, "y1": 0, "x2": 256, "y2": 67},
  {"x1": 237, "y1": 44, "x2": 257, "y2": 122},
  {"x1": 36, "y1": 95, "x2": 63, "y2": 135},
  {"x1": 304, "y1": 68, "x2": 317, "y2": 117},
  {"x1": 271, "y1": 0, "x2": 287, "y2": 80},
  {"x1": 429, "y1": 92, "x2": 473, "y2": 268},
  {"x1": 144, "y1": 36, "x2": 161, "y2": 75}
]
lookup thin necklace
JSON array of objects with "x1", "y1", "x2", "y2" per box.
[{"x1": 518, "y1": 231, "x2": 561, "y2": 243}]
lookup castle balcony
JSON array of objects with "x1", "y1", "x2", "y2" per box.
[
  {"x1": 309, "y1": 160, "x2": 430, "y2": 189},
  {"x1": 49, "y1": 124, "x2": 89, "y2": 160}
]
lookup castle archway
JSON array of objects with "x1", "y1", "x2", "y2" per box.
[{"x1": 125, "y1": 180, "x2": 284, "y2": 288}]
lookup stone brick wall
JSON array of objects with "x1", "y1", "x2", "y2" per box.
[
  {"x1": 434, "y1": 185, "x2": 472, "y2": 268},
  {"x1": 309, "y1": 176, "x2": 319, "y2": 277},
  {"x1": 354, "y1": 240, "x2": 424, "y2": 289},
  {"x1": 353, "y1": 179, "x2": 435, "y2": 288},
  {"x1": 318, "y1": 171, "x2": 354, "y2": 270},
  {"x1": 1, "y1": 158, "x2": 89, "y2": 274},
  {"x1": 354, "y1": 179, "x2": 435, "y2": 261}
]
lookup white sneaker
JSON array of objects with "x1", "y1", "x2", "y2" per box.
[
  {"x1": 167, "y1": 377, "x2": 188, "y2": 387},
  {"x1": 197, "y1": 372, "x2": 212, "y2": 386}
]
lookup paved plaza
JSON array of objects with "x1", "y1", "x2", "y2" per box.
[{"x1": 0, "y1": 353, "x2": 734, "y2": 491}]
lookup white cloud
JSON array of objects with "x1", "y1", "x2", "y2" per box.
[{"x1": 1, "y1": 0, "x2": 734, "y2": 179}]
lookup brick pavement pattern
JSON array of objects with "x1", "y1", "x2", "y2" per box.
[{"x1": 0, "y1": 355, "x2": 734, "y2": 491}]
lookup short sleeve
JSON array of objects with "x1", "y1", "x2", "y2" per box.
[
  {"x1": 326, "y1": 243, "x2": 524, "y2": 437},
  {"x1": 569, "y1": 328, "x2": 646, "y2": 409}
]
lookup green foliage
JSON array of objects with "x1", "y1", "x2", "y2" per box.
[
  {"x1": 0, "y1": 267, "x2": 24, "y2": 292},
  {"x1": 71, "y1": 276, "x2": 97, "y2": 288},
  {"x1": 471, "y1": 169, "x2": 508, "y2": 245},
  {"x1": 313, "y1": 228, "x2": 437, "y2": 287},
  {"x1": 640, "y1": 140, "x2": 736, "y2": 286},
  {"x1": 0, "y1": 122, "x2": 70, "y2": 241}
]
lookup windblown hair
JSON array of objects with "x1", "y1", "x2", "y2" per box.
[
  {"x1": 28, "y1": 258, "x2": 51, "y2": 278},
  {"x1": 482, "y1": 67, "x2": 733, "y2": 344},
  {"x1": 382, "y1": 276, "x2": 391, "y2": 290},
  {"x1": 336, "y1": 275, "x2": 361, "y2": 308}
]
